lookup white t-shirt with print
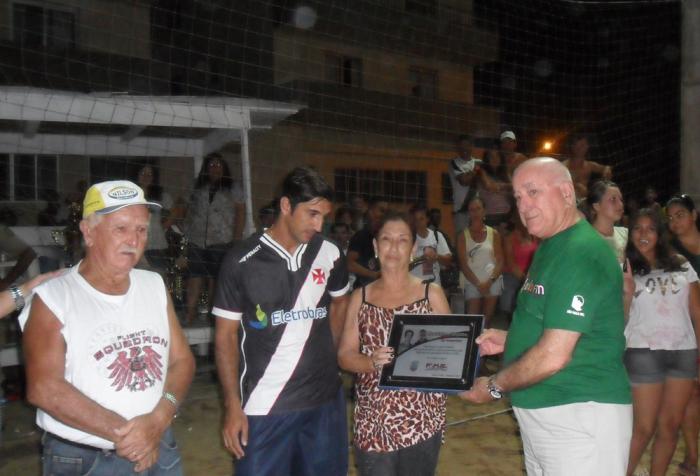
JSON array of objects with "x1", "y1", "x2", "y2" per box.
[
  {"x1": 411, "y1": 229, "x2": 451, "y2": 285},
  {"x1": 19, "y1": 265, "x2": 171, "y2": 449},
  {"x1": 625, "y1": 264, "x2": 699, "y2": 350}
]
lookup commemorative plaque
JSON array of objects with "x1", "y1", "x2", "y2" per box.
[{"x1": 378, "y1": 313, "x2": 484, "y2": 394}]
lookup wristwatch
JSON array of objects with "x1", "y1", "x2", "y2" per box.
[
  {"x1": 9, "y1": 286, "x2": 25, "y2": 312},
  {"x1": 487, "y1": 375, "x2": 504, "y2": 400}
]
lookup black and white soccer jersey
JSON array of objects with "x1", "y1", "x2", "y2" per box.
[{"x1": 213, "y1": 232, "x2": 350, "y2": 416}]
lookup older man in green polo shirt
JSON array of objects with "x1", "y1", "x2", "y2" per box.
[{"x1": 460, "y1": 157, "x2": 632, "y2": 475}]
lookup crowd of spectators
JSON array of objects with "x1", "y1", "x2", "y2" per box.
[
  {"x1": 322, "y1": 131, "x2": 700, "y2": 475},
  {"x1": 3, "y1": 131, "x2": 700, "y2": 475}
]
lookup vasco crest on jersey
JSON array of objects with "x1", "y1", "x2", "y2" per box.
[{"x1": 311, "y1": 267, "x2": 326, "y2": 285}]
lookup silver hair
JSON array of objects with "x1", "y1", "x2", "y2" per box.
[{"x1": 83, "y1": 213, "x2": 103, "y2": 230}]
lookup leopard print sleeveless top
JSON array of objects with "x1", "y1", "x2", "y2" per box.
[{"x1": 353, "y1": 284, "x2": 447, "y2": 452}]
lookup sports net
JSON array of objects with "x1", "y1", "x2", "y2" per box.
[{"x1": 0, "y1": 0, "x2": 681, "y2": 232}]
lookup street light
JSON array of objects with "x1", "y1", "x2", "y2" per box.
[{"x1": 542, "y1": 141, "x2": 553, "y2": 152}]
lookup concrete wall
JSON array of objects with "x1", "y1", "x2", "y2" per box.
[
  {"x1": 246, "y1": 123, "x2": 468, "y2": 236},
  {"x1": 681, "y1": 0, "x2": 700, "y2": 200},
  {"x1": 0, "y1": 0, "x2": 151, "y2": 59},
  {"x1": 273, "y1": 29, "x2": 474, "y2": 104}
]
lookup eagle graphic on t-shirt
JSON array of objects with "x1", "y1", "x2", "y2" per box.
[{"x1": 107, "y1": 346, "x2": 163, "y2": 392}]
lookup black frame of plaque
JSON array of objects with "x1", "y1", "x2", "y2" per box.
[{"x1": 378, "y1": 313, "x2": 484, "y2": 393}]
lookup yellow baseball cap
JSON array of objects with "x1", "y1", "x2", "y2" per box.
[{"x1": 83, "y1": 180, "x2": 162, "y2": 218}]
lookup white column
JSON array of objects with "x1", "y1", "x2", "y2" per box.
[
  {"x1": 681, "y1": 0, "x2": 700, "y2": 200},
  {"x1": 193, "y1": 154, "x2": 203, "y2": 177}
]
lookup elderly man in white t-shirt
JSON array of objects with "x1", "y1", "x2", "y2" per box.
[{"x1": 20, "y1": 180, "x2": 195, "y2": 474}]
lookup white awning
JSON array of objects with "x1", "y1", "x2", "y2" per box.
[{"x1": 0, "y1": 87, "x2": 304, "y2": 235}]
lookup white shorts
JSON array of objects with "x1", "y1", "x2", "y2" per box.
[
  {"x1": 514, "y1": 402, "x2": 632, "y2": 476},
  {"x1": 463, "y1": 275, "x2": 503, "y2": 300}
]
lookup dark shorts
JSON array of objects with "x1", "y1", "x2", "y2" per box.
[
  {"x1": 42, "y1": 427, "x2": 182, "y2": 475},
  {"x1": 144, "y1": 249, "x2": 170, "y2": 271},
  {"x1": 624, "y1": 348, "x2": 698, "y2": 384},
  {"x1": 186, "y1": 244, "x2": 230, "y2": 278},
  {"x1": 234, "y1": 387, "x2": 348, "y2": 476},
  {"x1": 354, "y1": 431, "x2": 443, "y2": 476}
]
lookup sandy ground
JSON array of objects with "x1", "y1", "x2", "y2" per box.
[
  {"x1": 0, "y1": 310, "x2": 690, "y2": 475},
  {"x1": 0, "y1": 371, "x2": 524, "y2": 475},
  {"x1": 0, "y1": 365, "x2": 689, "y2": 476}
]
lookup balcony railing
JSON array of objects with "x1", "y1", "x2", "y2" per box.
[{"x1": 0, "y1": 41, "x2": 171, "y2": 94}]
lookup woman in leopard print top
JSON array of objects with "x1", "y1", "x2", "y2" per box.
[{"x1": 338, "y1": 210, "x2": 452, "y2": 476}]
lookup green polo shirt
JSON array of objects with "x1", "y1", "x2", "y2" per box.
[{"x1": 503, "y1": 220, "x2": 631, "y2": 409}]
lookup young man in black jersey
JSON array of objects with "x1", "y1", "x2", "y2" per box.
[{"x1": 214, "y1": 166, "x2": 350, "y2": 476}]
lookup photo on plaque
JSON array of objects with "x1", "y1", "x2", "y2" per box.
[{"x1": 379, "y1": 313, "x2": 484, "y2": 394}]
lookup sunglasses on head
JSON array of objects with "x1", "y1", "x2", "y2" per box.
[{"x1": 668, "y1": 193, "x2": 696, "y2": 211}]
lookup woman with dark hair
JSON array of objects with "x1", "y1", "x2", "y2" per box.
[
  {"x1": 457, "y1": 195, "x2": 504, "y2": 327},
  {"x1": 623, "y1": 209, "x2": 700, "y2": 476},
  {"x1": 586, "y1": 180, "x2": 627, "y2": 263},
  {"x1": 667, "y1": 194, "x2": 700, "y2": 476},
  {"x1": 133, "y1": 162, "x2": 174, "y2": 271},
  {"x1": 476, "y1": 150, "x2": 513, "y2": 230},
  {"x1": 183, "y1": 153, "x2": 245, "y2": 323},
  {"x1": 668, "y1": 194, "x2": 700, "y2": 272},
  {"x1": 338, "y1": 210, "x2": 451, "y2": 476}
]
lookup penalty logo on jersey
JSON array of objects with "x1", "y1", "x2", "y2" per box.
[{"x1": 250, "y1": 304, "x2": 269, "y2": 329}]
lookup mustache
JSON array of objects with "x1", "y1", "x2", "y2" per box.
[{"x1": 119, "y1": 246, "x2": 140, "y2": 254}]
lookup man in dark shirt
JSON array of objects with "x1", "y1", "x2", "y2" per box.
[
  {"x1": 347, "y1": 197, "x2": 388, "y2": 288},
  {"x1": 214, "y1": 167, "x2": 350, "y2": 476}
]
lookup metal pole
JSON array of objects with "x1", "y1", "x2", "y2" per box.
[{"x1": 240, "y1": 128, "x2": 255, "y2": 237}]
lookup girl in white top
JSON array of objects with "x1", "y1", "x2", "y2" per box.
[
  {"x1": 587, "y1": 180, "x2": 627, "y2": 264},
  {"x1": 409, "y1": 205, "x2": 452, "y2": 286},
  {"x1": 623, "y1": 209, "x2": 700, "y2": 476},
  {"x1": 457, "y1": 196, "x2": 503, "y2": 327}
]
